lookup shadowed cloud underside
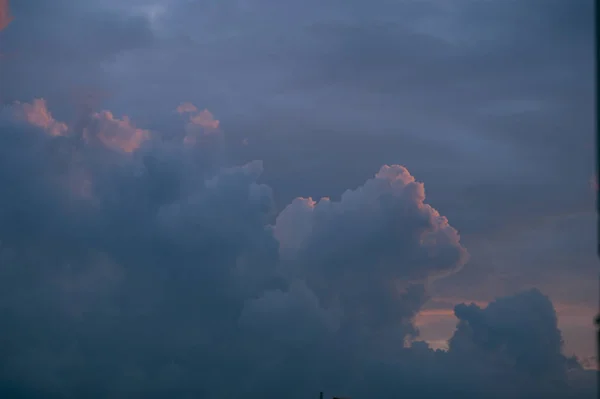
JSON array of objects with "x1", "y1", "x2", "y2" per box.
[{"x1": 0, "y1": 99, "x2": 594, "y2": 399}]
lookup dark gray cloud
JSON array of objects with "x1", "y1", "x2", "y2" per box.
[
  {"x1": 0, "y1": 0, "x2": 596, "y2": 396},
  {"x1": 447, "y1": 289, "x2": 590, "y2": 398},
  {"x1": 99, "y1": 0, "x2": 593, "y2": 246},
  {"x1": 0, "y1": 100, "x2": 595, "y2": 398},
  {"x1": 8, "y1": 0, "x2": 582, "y2": 227},
  {"x1": 0, "y1": 0, "x2": 155, "y2": 108},
  {"x1": 452, "y1": 289, "x2": 569, "y2": 380}
]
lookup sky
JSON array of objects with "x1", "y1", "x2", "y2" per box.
[{"x1": 0, "y1": 0, "x2": 597, "y2": 398}]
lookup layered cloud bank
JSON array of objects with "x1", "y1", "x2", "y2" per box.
[{"x1": 0, "y1": 100, "x2": 594, "y2": 398}]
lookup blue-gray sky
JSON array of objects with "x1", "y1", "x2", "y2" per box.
[{"x1": 0, "y1": 0, "x2": 597, "y2": 398}]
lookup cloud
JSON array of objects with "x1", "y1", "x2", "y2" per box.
[
  {"x1": 240, "y1": 280, "x2": 341, "y2": 344},
  {"x1": 176, "y1": 102, "x2": 198, "y2": 114},
  {"x1": 176, "y1": 103, "x2": 220, "y2": 145},
  {"x1": 275, "y1": 164, "x2": 469, "y2": 281},
  {"x1": 0, "y1": 0, "x2": 155, "y2": 105},
  {"x1": 272, "y1": 164, "x2": 469, "y2": 350},
  {"x1": 416, "y1": 296, "x2": 598, "y2": 356},
  {"x1": 11, "y1": 98, "x2": 68, "y2": 136},
  {"x1": 0, "y1": 99, "x2": 594, "y2": 398},
  {"x1": 6, "y1": 99, "x2": 149, "y2": 152},
  {"x1": 446, "y1": 289, "x2": 593, "y2": 398},
  {"x1": 0, "y1": 0, "x2": 12, "y2": 31},
  {"x1": 451, "y1": 290, "x2": 570, "y2": 378},
  {"x1": 84, "y1": 110, "x2": 150, "y2": 152},
  {"x1": 189, "y1": 109, "x2": 220, "y2": 130}
]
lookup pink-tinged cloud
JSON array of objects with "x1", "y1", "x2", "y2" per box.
[
  {"x1": 85, "y1": 111, "x2": 150, "y2": 153},
  {"x1": 176, "y1": 102, "x2": 198, "y2": 114},
  {"x1": 10, "y1": 99, "x2": 149, "y2": 153},
  {"x1": 189, "y1": 110, "x2": 219, "y2": 130},
  {"x1": 13, "y1": 99, "x2": 68, "y2": 136},
  {"x1": 176, "y1": 103, "x2": 220, "y2": 145},
  {"x1": 275, "y1": 164, "x2": 469, "y2": 282},
  {"x1": 0, "y1": 0, "x2": 12, "y2": 32}
]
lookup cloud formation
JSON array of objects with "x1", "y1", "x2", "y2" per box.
[
  {"x1": 0, "y1": 99, "x2": 594, "y2": 398},
  {"x1": 85, "y1": 110, "x2": 150, "y2": 152},
  {"x1": 450, "y1": 290, "x2": 576, "y2": 387},
  {"x1": 0, "y1": 0, "x2": 155, "y2": 105},
  {"x1": 0, "y1": 0, "x2": 11, "y2": 32},
  {"x1": 11, "y1": 98, "x2": 68, "y2": 136},
  {"x1": 176, "y1": 102, "x2": 220, "y2": 145}
]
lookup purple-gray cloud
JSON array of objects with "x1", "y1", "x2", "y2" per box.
[
  {"x1": 0, "y1": 99, "x2": 594, "y2": 398},
  {"x1": 0, "y1": 0, "x2": 595, "y2": 396}
]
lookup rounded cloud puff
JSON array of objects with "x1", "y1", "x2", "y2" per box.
[{"x1": 275, "y1": 164, "x2": 468, "y2": 282}]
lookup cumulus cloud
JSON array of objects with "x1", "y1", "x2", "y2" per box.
[
  {"x1": 0, "y1": 99, "x2": 594, "y2": 398},
  {"x1": 83, "y1": 110, "x2": 150, "y2": 153},
  {"x1": 359, "y1": 290, "x2": 595, "y2": 399},
  {"x1": 240, "y1": 280, "x2": 341, "y2": 344},
  {"x1": 275, "y1": 164, "x2": 468, "y2": 282},
  {"x1": 272, "y1": 164, "x2": 469, "y2": 351},
  {"x1": 176, "y1": 102, "x2": 199, "y2": 114},
  {"x1": 11, "y1": 98, "x2": 68, "y2": 136},
  {"x1": 450, "y1": 290, "x2": 578, "y2": 385},
  {"x1": 176, "y1": 102, "x2": 220, "y2": 145}
]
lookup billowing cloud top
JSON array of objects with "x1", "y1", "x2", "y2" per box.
[
  {"x1": 275, "y1": 164, "x2": 468, "y2": 281},
  {"x1": 11, "y1": 98, "x2": 68, "y2": 136},
  {"x1": 450, "y1": 290, "x2": 579, "y2": 392},
  {"x1": 0, "y1": 99, "x2": 594, "y2": 398},
  {"x1": 85, "y1": 111, "x2": 150, "y2": 152}
]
